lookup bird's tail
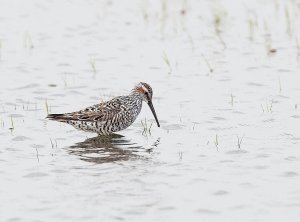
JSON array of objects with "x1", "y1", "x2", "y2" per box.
[{"x1": 47, "y1": 113, "x2": 69, "y2": 122}]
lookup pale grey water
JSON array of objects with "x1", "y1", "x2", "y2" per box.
[{"x1": 1, "y1": 0, "x2": 300, "y2": 221}]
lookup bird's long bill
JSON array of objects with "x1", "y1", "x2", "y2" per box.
[{"x1": 147, "y1": 100, "x2": 160, "y2": 127}]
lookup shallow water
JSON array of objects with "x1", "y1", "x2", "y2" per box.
[{"x1": 1, "y1": 0, "x2": 300, "y2": 221}]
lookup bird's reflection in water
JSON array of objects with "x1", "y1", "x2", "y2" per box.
[{"x1": 68, "y1": 134, "x2": 159, "y2": 164}]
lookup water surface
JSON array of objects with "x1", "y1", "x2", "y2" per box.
[{"x1": 1, "y1": 0, "x2": 300, "y2": 221}]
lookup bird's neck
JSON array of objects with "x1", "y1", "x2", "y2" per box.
[
  {"x1": 128, "y1": 91, "x2": 143, "y2": 117},
  {"x1": 129, "y1": 91, "x2": 144, "y2": 112},
  {"x1": 129, "y1": 91, "x2": 143, "y2": 99}
]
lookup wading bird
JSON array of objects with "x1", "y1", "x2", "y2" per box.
[{"x1": 47, "y1": 82, "x2": 160, "y2": 135}]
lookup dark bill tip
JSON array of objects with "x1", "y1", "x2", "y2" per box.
[{"x1": 147, "y1": 100, "x2": 160, "y2": 127}]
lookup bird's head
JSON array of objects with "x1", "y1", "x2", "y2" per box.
[
  {"x1": 133, "y1": 82, "x2": 160, "y2": 127},
  {"x1": 133, "y1": 82, "x2": 153, "y2": 102}
]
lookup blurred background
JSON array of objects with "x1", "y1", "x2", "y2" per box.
[{"x1": 0, "y1": 0, "x2": 300, "y2": 221}]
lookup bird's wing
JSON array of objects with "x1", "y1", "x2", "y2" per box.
[
  {"x1": 47, "y1": 96, "x2": 127, "y2": 123},
  {"x1": 72, "y1": 105, "x2": 122, "y2": 122},
  {"x1": 49, "y1": 97, "x2": 126, "y2": 122}
]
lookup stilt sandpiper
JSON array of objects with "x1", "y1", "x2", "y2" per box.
[{"x1": 47, "y1": 82, "x2": 160, "y2": 135}]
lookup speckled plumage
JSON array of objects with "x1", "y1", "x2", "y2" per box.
[{"x1": 47, "y1": 82, "x2": 160, "y2": 135}]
